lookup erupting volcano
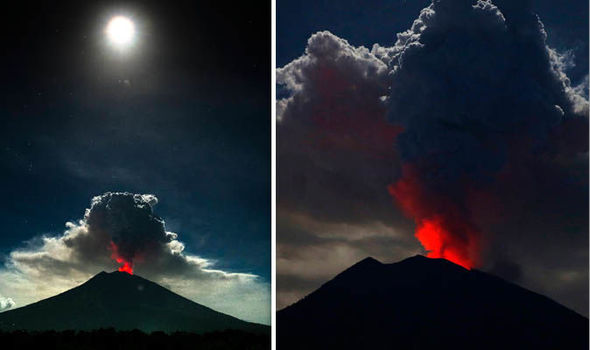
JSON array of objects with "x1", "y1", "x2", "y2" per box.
[
  {"x1": 109, "y1": 241, "x2": 134, "y2": 274},
  {"x1": 388, "y1": 165, "x2": 479, "y2": 269},
  {"x1": 116, "y1": 259, "x2": 133, "y2": 274},
  {"x1": 411, "y1": 216, "x2": 476, "y2": 269}
]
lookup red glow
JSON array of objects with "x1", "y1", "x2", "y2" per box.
[
  {"x1": 414, "y1": 217, "x2": 473, "y2": 269},
  {"x1": 388, "y1": 165, "x2": 479, "y2": 269},
  {"x1": 109, "y1": 241, "x2": 134, "y2": 274},
  {"x1": 306, "y1": 65, "x2": 403, "y2": 158},
  {"x1": 117, "y1": 261, "x2": 133, "y2": 274}
]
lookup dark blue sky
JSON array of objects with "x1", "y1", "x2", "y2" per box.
[{"x1": 0, "y1": 0, "x2": 270, "y2": 281}]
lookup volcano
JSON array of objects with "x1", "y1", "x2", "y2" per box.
[
  {"x1": 278, "y1": 255, "x2": 588, "y2": 350},
  {"x1": 0, "y1": 271, "x2": 269, "y2": 334}
]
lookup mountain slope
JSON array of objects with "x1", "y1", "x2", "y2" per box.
[
  {"x1": 278, "y1": 255, "x2": 588, "y2": 350},
  {"x1": 0, "y1": 271, "x2": 269, "y2": 334}
]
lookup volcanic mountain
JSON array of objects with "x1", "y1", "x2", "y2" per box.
[
  {"x1": 0, "y1": 271, "x2": 269, "y2": 334},
  {"x1": 278, "y1": 255, "x2": 588, "y2": 350}
]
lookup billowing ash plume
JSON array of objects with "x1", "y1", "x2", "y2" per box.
[
  {"x1": 382, "y1": 0, "x2": 588, "y2": 268},
  {"x1": 81, "y1": 192, "x2": 176, "y2": 273},
  {"x1": 277, "y1": 31, "x2": 405, "y2": 225},
  {"x1": 0, "y1": 192, "x2": 270, "y2": 323},
  {"x1": 59, "y1": 192, "x2": 180, "y2": 274}
]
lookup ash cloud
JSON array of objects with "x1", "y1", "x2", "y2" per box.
[
  {"x1": 0, "y1": 192, "x2": 269, "y2": 324},
  {"x1": 278, "y1": 0, "x2": 588, "y2": 314},
  {"x1": 386, "y1": 0, "x2": 587, "y2": 172},
  {"x1": 384, "y1": 0, "x2": 587, "y2": 269},
  {"x1": 64, "y1": 192, "x2": 178, "y2": 271},
  {"x1": 277, "y1": 31, "x2": 406, "y2": 225}
]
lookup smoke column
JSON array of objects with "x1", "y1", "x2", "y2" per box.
[
  {"x1": 83, "y1": 192, "x2": 176, "y2": 274},
  {"x1": 381, "y1": 0, "x2": 588, "y2": 268}
]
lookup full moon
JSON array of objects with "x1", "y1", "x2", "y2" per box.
[{"x1": 106, "y1": 16, "x2": 135, "y2": 47}]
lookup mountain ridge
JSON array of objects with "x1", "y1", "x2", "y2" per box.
[
  {"x1": 0, "y1": 270, "x2": 269, "y2": 334},
  {"x1": 278, "y1": 255, "x2": 588, "y2": 350}
]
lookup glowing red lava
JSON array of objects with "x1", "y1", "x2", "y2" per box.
[
  {"x1": 109, "y1": 241, "x2": 134, "y2": 274},
  {"x1": 388, "y1": 165, "x2": 478, "y2": 269},
  {"x1": 414, "y1": 217, "x2": 473, "y2": 269}
]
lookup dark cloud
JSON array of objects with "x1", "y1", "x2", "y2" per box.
[
  {"x1": 384, "y1": 0, "x2": 587, "y2": 283},
  {"x1": 488, "y1": 260, "x2": 523, "y2": 283},
  {"x1": 278, "y1": 0, "x2": 588, "y2": 315},
  {"x1": 80, "y1": 192, "x2": 172, "y2": 267},
  {"x1": 387, "y1": 0, "x2": 587, "y2": 168}
]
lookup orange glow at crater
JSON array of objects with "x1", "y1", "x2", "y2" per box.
[
  {"x1": 109, "y1": 241, "x2": 134, "y2": 274},
  {"x1": 415, "y1": 217, "x2": 473, "y2": 269},
  {"x1": 388, "y1": 165, "x2": 478, "y2": 270}
]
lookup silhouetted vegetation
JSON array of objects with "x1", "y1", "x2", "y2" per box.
[{"x1": 0, "y1": 328, "x2": 270, "y2": 350}]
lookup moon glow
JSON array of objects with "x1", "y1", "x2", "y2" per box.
[{"x1": 106, "y1": 16, "x2": 135, "y2": 47}]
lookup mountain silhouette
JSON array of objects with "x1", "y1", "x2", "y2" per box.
[
  {"x1": 0, "y1": 271, "x2": 269, "y2": 334},
  {"x1": 278, "y1": 255, "x2": 588, "y2": 350}
]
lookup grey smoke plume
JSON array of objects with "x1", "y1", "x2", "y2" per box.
[
  {"x1": 386, "y1": 0, "x2": 587, "y2": 176},
  {"x1": 277, "y1": 31, "x2": 405, "y2": 225},
  {"x1": 383, "y1": 0, "x2": 587, "y2": 266},
  {"x1": 80, "y1": 192, "x2": 175, "y2": 267}
]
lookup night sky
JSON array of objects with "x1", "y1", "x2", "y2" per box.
[
  {"x1": 277, "y1": 0, "x2": 588, "y2": 315},
  {"x1": 0, "y1": 0, "x2": 270, "y2": 323}
]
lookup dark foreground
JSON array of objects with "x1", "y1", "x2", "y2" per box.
[
  {"x1": 0, "y1": 329, "x2": 270, "y2": 350},
  {"x1": 279, "y1": 256, "x2": 589, "y2": 350},
  {"x1": 0, "y1": 271, "x2": 269, "y2": 335}
]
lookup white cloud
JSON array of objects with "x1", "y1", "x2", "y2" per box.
[{"x1": 0, "y1": 296, "x2": 15, "y2": 312}]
